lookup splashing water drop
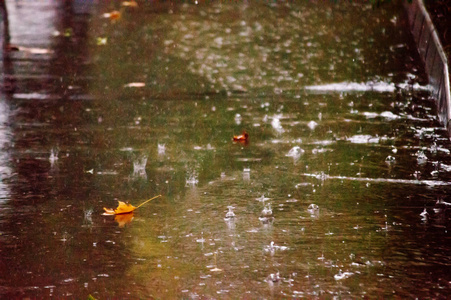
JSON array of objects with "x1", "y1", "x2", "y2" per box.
[
  {"x1": 307, "y1": 204, "x2": 319, "y2": 217},
  {"x1": 271, "y1": 114, "x2": 284, "y2": 134},
  {"x1": 83, "y1": 208, "x2": 93, "y2": 226},
  {"x1": 264, "y1": 241, "x2": 276, "y2": 255},
  {"x1": 413, "y1": 170, "x2": 421, "y2": 180},
  {"x1": 307, "y1": 120, "x2": 318, "y2": 130},
  {"x1": 158, "y1": 143, "x2": 166, "y2": 155},
  {"x1": 185, "y1": 171, "x2": 199, "y2": 187},
  {"x1": 308, "y1": 204, "x2": 319, "y2": 212},
  {"x1": 420, "y1": 208, "x2": 428, "y2": 221},
  {"x1": 286, "y1": 146, "x2": 304, "y2": 160},
  {"x1": 133, "y1": 155, "x2": 148, "y2": 178},
  {"x1": 224, "y1": 206, "x2": 236, "y2": 220},
  {"x1": 264, "y1": 241, "x2": 289, "y2": 255},
  {"x1": 266, "y1": 271, "x2": 281, "y2": 283},
  {"x1": 243, "y1": 167, "x2": 251, "y2": 181},
  {"x1": 430, "y1": 142, "x2": 438, "y2": 154},
  {"x1": 256, "y1": 194, "x2": 270, "y2": 202},
  {"x1": 416, "y1": 150, "x2": 428, "y2": 165},
  {"x1": 260, "y1": 203, "x2": 273, "y2": 218},
  {"x1": 385, "y1": 155, "x2": 396, "y2": 164},
  {"x1": 234, "y1": 113, "x2": 242, "y2": 125},
  {"x1": 49, "y1": 147, "x2": 59, "y2": 164},
  {"x1": 334, "y1": 270, "x2": 354, "y2": 280}
]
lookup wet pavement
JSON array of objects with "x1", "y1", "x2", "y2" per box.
[{"x1": 1, "y1": 1, "x2": 451, "y2": 299}]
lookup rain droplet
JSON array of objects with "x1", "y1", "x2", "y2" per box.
[
  {"x1": 334, "y1": 270, "x2": 354, "y2": 280},
  {"x1": 133, "y1": 155, "x2": 148, "y2": 178},
  {"x1": 307, "y1": 204, "x2": 319, "y2": 216},
  {"x1": 271, "y1": 114, "x2": 284, "y2": 134},
  {"x1": 420, "y1": 208, "x2": 428, "y2": 221},
  {"x1": 185, "y1": 170, "x2": 199, "y2": 187},
  {"x1": 385, "y1": 155, "x2": 396, "y2": 163},
  {"x1": 266, "y1": 272, "x2": 281, "y2": 283},
  {"x1": 224, "y1": 206, "x2": 236, "y2": 220},
  {"x1": 416, "y1": 150, "x2": 428, "y2": 164},
  {"x1": 307, "y1": 120, "x2": 318, "y2": 130},
  {"x1": 158, "y1": 143, "x2": 166, "y2": 155},
  {"x1": 256, "y1": 194, "x2": 270, "y2": 202},
  {"x1": 286, "y1": 146, "x2": 304, "y2": 160},
  {"x1": 260, "y1": 203, "x2": 273, "y2": 218},
  {"x1": 49, "y1": 147, "x2": 59, "y2": 164},
  {"x1": 234, "y1": 113, "x2": 242, "y2": 125}
]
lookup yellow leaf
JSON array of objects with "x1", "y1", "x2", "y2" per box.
[
  {"x1": 103, "y1": 207, "x2": 115, "y2": 215},
  {"x1": 103, "y1": 195, "x2": 162, "y2": 215},
  {"x1": 115, "y1": 201, "x2": 137, "y2": 214},
  {"x1": 103, "y1": 201, "x2": 135, "y2": 215}
]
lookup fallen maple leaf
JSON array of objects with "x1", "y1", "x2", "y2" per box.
[
  {"x1": 103, "y1": 194, "x2": 162, "y2": 215},
  {"x1": 104, "y1": 201, "x2": 136, "y2": 215}
]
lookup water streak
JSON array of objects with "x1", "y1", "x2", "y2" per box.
[{"x1": 301, "y1": 173, "x2": 451, "y2": 186}]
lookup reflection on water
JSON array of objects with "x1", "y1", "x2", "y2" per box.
[
  {"x1": 0, "y1": 1, "x2": 450, "y2": 299},
  {"x1": 0, "y1": 98, "x2": 12, "y2": 206}
]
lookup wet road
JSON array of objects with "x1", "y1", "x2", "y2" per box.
[{"x1": 1, "y1": 1, "x2": 450, "y2": 298}]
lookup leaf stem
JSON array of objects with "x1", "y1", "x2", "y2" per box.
[{"x1": 136, "y1": 194, "x2": 162, "y2": 209}]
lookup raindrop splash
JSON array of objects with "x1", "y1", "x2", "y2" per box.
[
  {"x1": 158, "y1": 143, "x2": 166, "y2": 156},
  {"x1": 224, "y1": 206, "x2": 236, "y2": 220},
  {"x1": 286, "y1": 146, "x2": 304, "y2": 161},
  {"x1": 49, "y1": 147, "x2": 59, "y2": 165},
  {"x1": 133, "y1": 155, "x2": 148, "y2": 178}
]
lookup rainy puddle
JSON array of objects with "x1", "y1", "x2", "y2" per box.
[{"x1": 0, "y1": 1, "x2": 450, "y2": 299}]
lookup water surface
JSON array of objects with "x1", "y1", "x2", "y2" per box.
[{"x1": 0, "y1": 1, "x2": 450, "y2": 298}]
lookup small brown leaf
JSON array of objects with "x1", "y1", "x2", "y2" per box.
[{"x1": 102, "y1": 10, "x2": 121, "y2": 21}]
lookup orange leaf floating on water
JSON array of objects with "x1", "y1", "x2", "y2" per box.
[
  {"x1": 104, "y1": 201, "x2": 136, "y2": 215},
  {"x1": 103, "y1": 195, "x2": 162, "y2": 215},
  {"x1": 233, "y1": 131, "x2": 249, "y2": 142},
  {"x1": 102, "y1": 10, "x2": 121, "y2": 21}
]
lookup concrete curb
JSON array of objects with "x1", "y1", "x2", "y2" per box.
[{"x1": 404, "y1": 0, "x2": 451, "y2": 137}]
